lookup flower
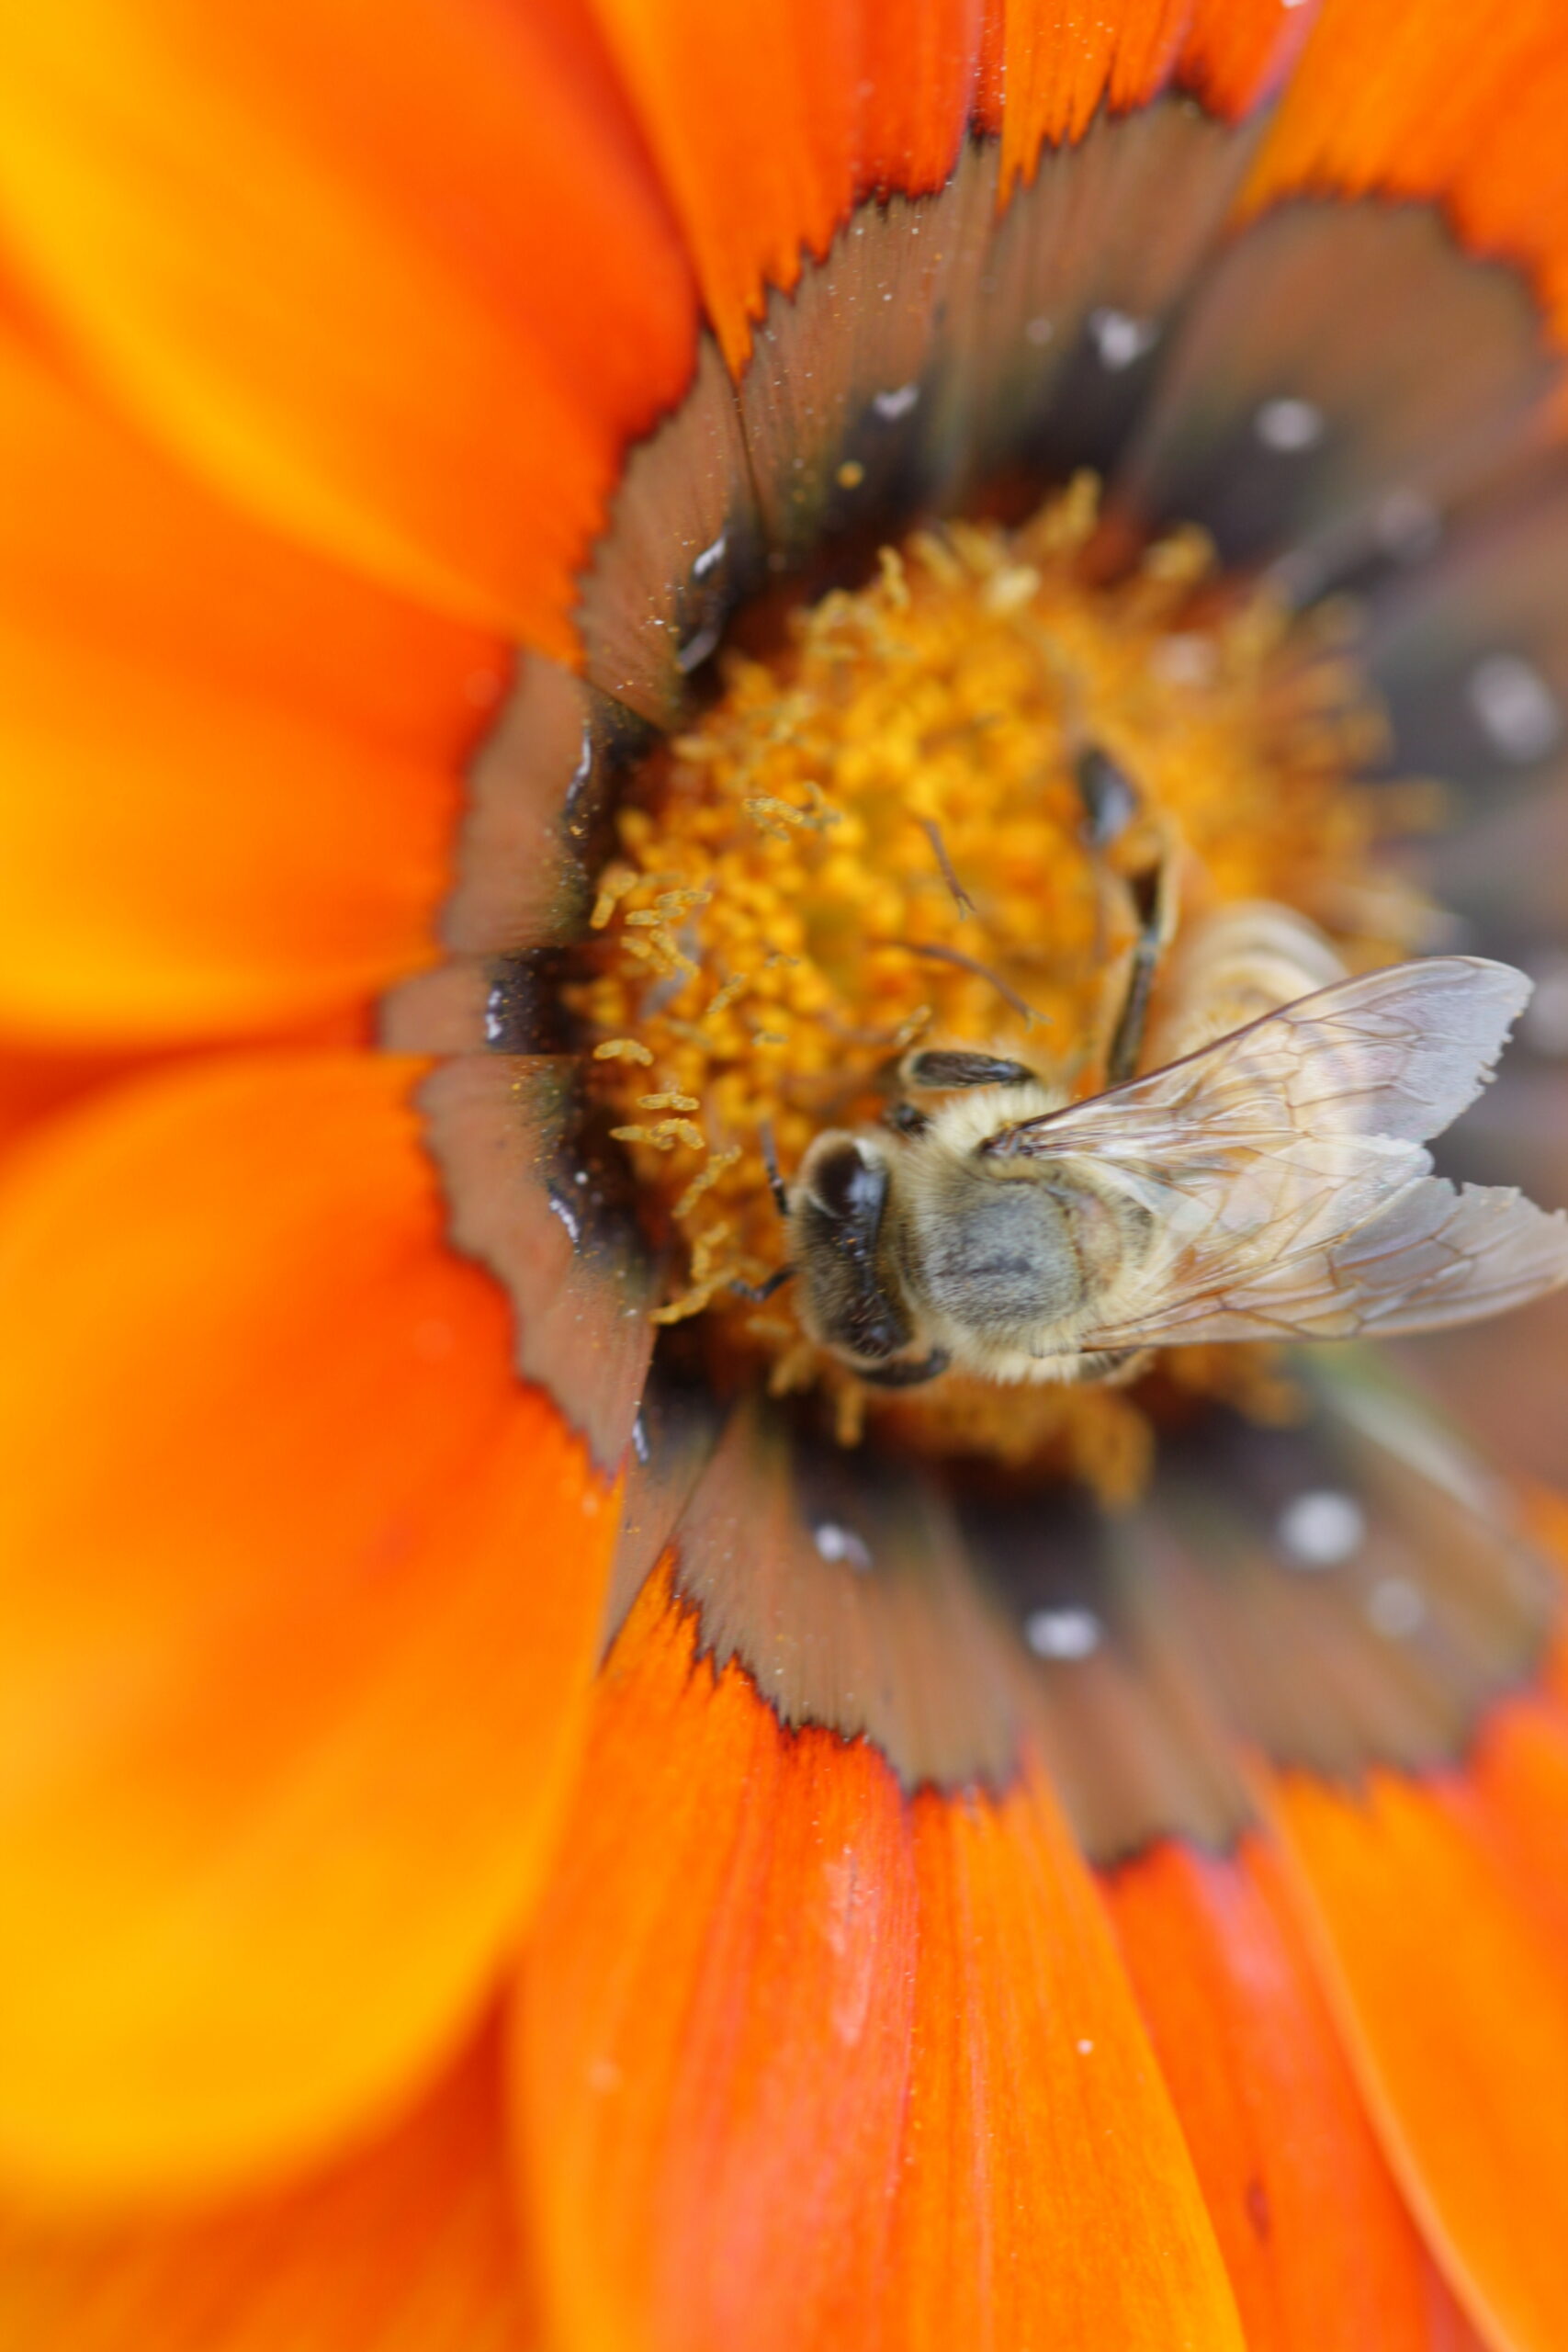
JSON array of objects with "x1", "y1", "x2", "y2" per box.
[{"x1": 3, "y1": 1, "x2": 1568, "y2": 2347}]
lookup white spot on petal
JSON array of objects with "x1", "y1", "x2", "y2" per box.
[
  {"x1": 1255, "y1": 396, "x2": 1325, "y2": 453},
  {"x1": 873, "y1": 381, "x2": 920, "y2": 421},
  {"x1": 1366, "y1": 1576, "x2": 1427, "y2": 1639},
  {"x1": 1468, "y1": 652, "x2": 1562, "y2": 763},
  {"x1": 1277, "y1": 1488, "x2": 1365, "y2": 1569},
  {"x1": 1089, "y1": 309, "x2": 1158, "y2": 370},
  {"x1": 1025, "y1": 1605, "x2": 1102, "y2": 1660},
  {"x1": 815, "y1": 1521, "x2": 873, "y2": 1570}
]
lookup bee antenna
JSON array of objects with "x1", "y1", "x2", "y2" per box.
[
  {"x1": 883, "y1": 939, "x2": 1047, "y2": 1032},
  {"x1": 917, "y1": 818, "x2": 976, "y2": 920},
  {"x1": 759, "y1": 1119, "x2": 791, "y2": 1221}
]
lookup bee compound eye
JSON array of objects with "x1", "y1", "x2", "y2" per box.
[
  {"x1": 904, "y1": 1048, "x2": 1040, "y2": 1091},
  {"x1": 806, "y1": 1137, "x2": 887, "y2": 1225}
]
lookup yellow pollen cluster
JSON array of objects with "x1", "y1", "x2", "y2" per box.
[{"x1": 566, "y1": 476, "x2": 1416, "y2": 1485}]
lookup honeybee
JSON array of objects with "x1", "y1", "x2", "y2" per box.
[{"x1": 781, "y1": 903, "x2": 1568, "y2": 1389}]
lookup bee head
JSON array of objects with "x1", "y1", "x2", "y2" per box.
[{"x1": 789, "y1": 1134, "x2": 936, "y2": 1377}]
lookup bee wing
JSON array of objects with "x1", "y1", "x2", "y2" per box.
[
  {"x1": 987, "y1": 956, "x2": 1568, "y2": 1347},
  {"x1": 1078, "y1": 1177, "x2": 1568, "y2": 1349},
  {"x1": 995, "y1": 956, "x2": 1531, "y2": 1164}
]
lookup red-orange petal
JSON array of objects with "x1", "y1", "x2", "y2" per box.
[
  {"x1": 1268, "y1": 1759, "x2": 1568, "y2": 2352},
  {"x1": 0, "y1": 0, "x2": 698, "y2": 649},
  {"x1": 1249, "y1": 0, "x2": 1568, "y2": 346},
  {"x1": 1175, "y1": 0, "x2": 1318, "y2": 120},
  {"x1": 584, "y1": 0, "x2": 861, "y2": 371},
  {"x1": 1105, "y1": 1834, "x2": 1444, "y2": 2352},
  {"x1": 857, "y1": 0, "x2": 985, "y2": 199},
  {"x1": 887, "y1": 1773, "x2": 1244, "y2": 2352},
  {"x1": 0, "y1": 1044, "x2": 144, "y2": 1161},
  {"x1": 515, "y1": 1560, "x2": 1243, "y2": 2352},
  {"x1": 979, "y1": 0, "x2": 1190, "y2": 187},
  {"x1": 0, "y1": 1054, "x2": 619, "y2": 2201},
  {"x1": 0, "y1": 315, "x2": 507, "y2": 1044},
  {"x1": 1467, "y1": 1691, "x2": 1568, "y2": 1958},
  {"x1": 0, "y1": 2026, "x2": 536, "y2": 2351}
]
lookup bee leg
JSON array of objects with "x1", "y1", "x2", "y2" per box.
[
  {"x1": 1105, "y1": 850, "x2": 1177, "y2": 1086},
  {"x1": 729, "y1": 1265, "x2": 795, "y2": 1305},
  {"x1": 757, "y1": 1119, "x2": 791, "y2": 1221},
  {"x1": 1074, "y1": 742, "x2": 1140, "y2": 847},
  {"x1": 886, "y1": 1100, "x2": 931, "y2": 1138}
]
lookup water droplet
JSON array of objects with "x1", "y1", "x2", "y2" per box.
[
  {"x1": 1468, "y1": 652, "x2": 1562, "y2": 763},
  {"x1": 1024, "y1": 314, "x2": 1055, "y2": 347},
  {"x1": 1024, "y1": 1605, "x2": 1102, "y2": 1660},
  {"x1": 1077, "y1": 2037, "x2": 1095, "y2": 2055},
  {"x1": 1255, "y1": 396, "x2": 1325, "y2": 453},
  {"x1": 1277, "y1": 1488, "x2": 1365, "y2": 1569}
]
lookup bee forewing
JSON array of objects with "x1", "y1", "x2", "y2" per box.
[
  {"x1": 1080, "y1": 1179, "x2": 1568, "y2": 1350},
  {"x1": 994, "y1": 956, "x2": 1531, "y2": 1163},
  {"x1": 1273, "y1": 956, "x2": 1531, "y2": 1145}
]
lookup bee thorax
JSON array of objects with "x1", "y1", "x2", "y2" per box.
[{"x1": 908, "y1": 1160, "x2": 1090, "y2": 1349}]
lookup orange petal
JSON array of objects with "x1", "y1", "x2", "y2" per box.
[
  {"x1": 584, "y1": 0, "x2": 860, "y2": 371},
  {"x1": 0, "y1": 1053, "x2": 620, "y2": 2201},
  {"x1": 0, "y1": 2025, "x2": 536, "y2": 2351},
  {"x1": 0, "y1": 318, "x2": 508, "y2": 1044},
  {"x1": 517, "y1": 1559, "x2": 1244, "y2": 2351},
  {"x1": 1250, "y1": 0, "x2": 1568, "y2": 346},
  {"x1": 856, "y1": 0, "x2": 985, "y2": 201},
  {"x1": 976, "y1": 0, "x2": 1193, "y2": 189},
  {"x1": 1105, "y1": 1834, "x2": 1443, "y2": 2351},
  {"x1": 0, "y1": 0, "x2": 697, "y2": 647},
  {"x1": 1465, "y1": 1690, "x2": 1568, "y2": 1979},
  {"x1": 889, "y1": 1773, "x2": 1244, "y2": 2352},
  {"x1": 1176, "y1": 0, "x2": 1318, "y2": 119},
  {"x1": 0, "y1": 1044, "x2": 143, "y2": 1159},
  {"x1": 1268, "y1": 1760, "x2": 1568, "y2": 2352}
]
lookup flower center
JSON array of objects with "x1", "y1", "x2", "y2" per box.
[{"x1": 568, "y1": 476, "x2": 1420, "y2": 1493}]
